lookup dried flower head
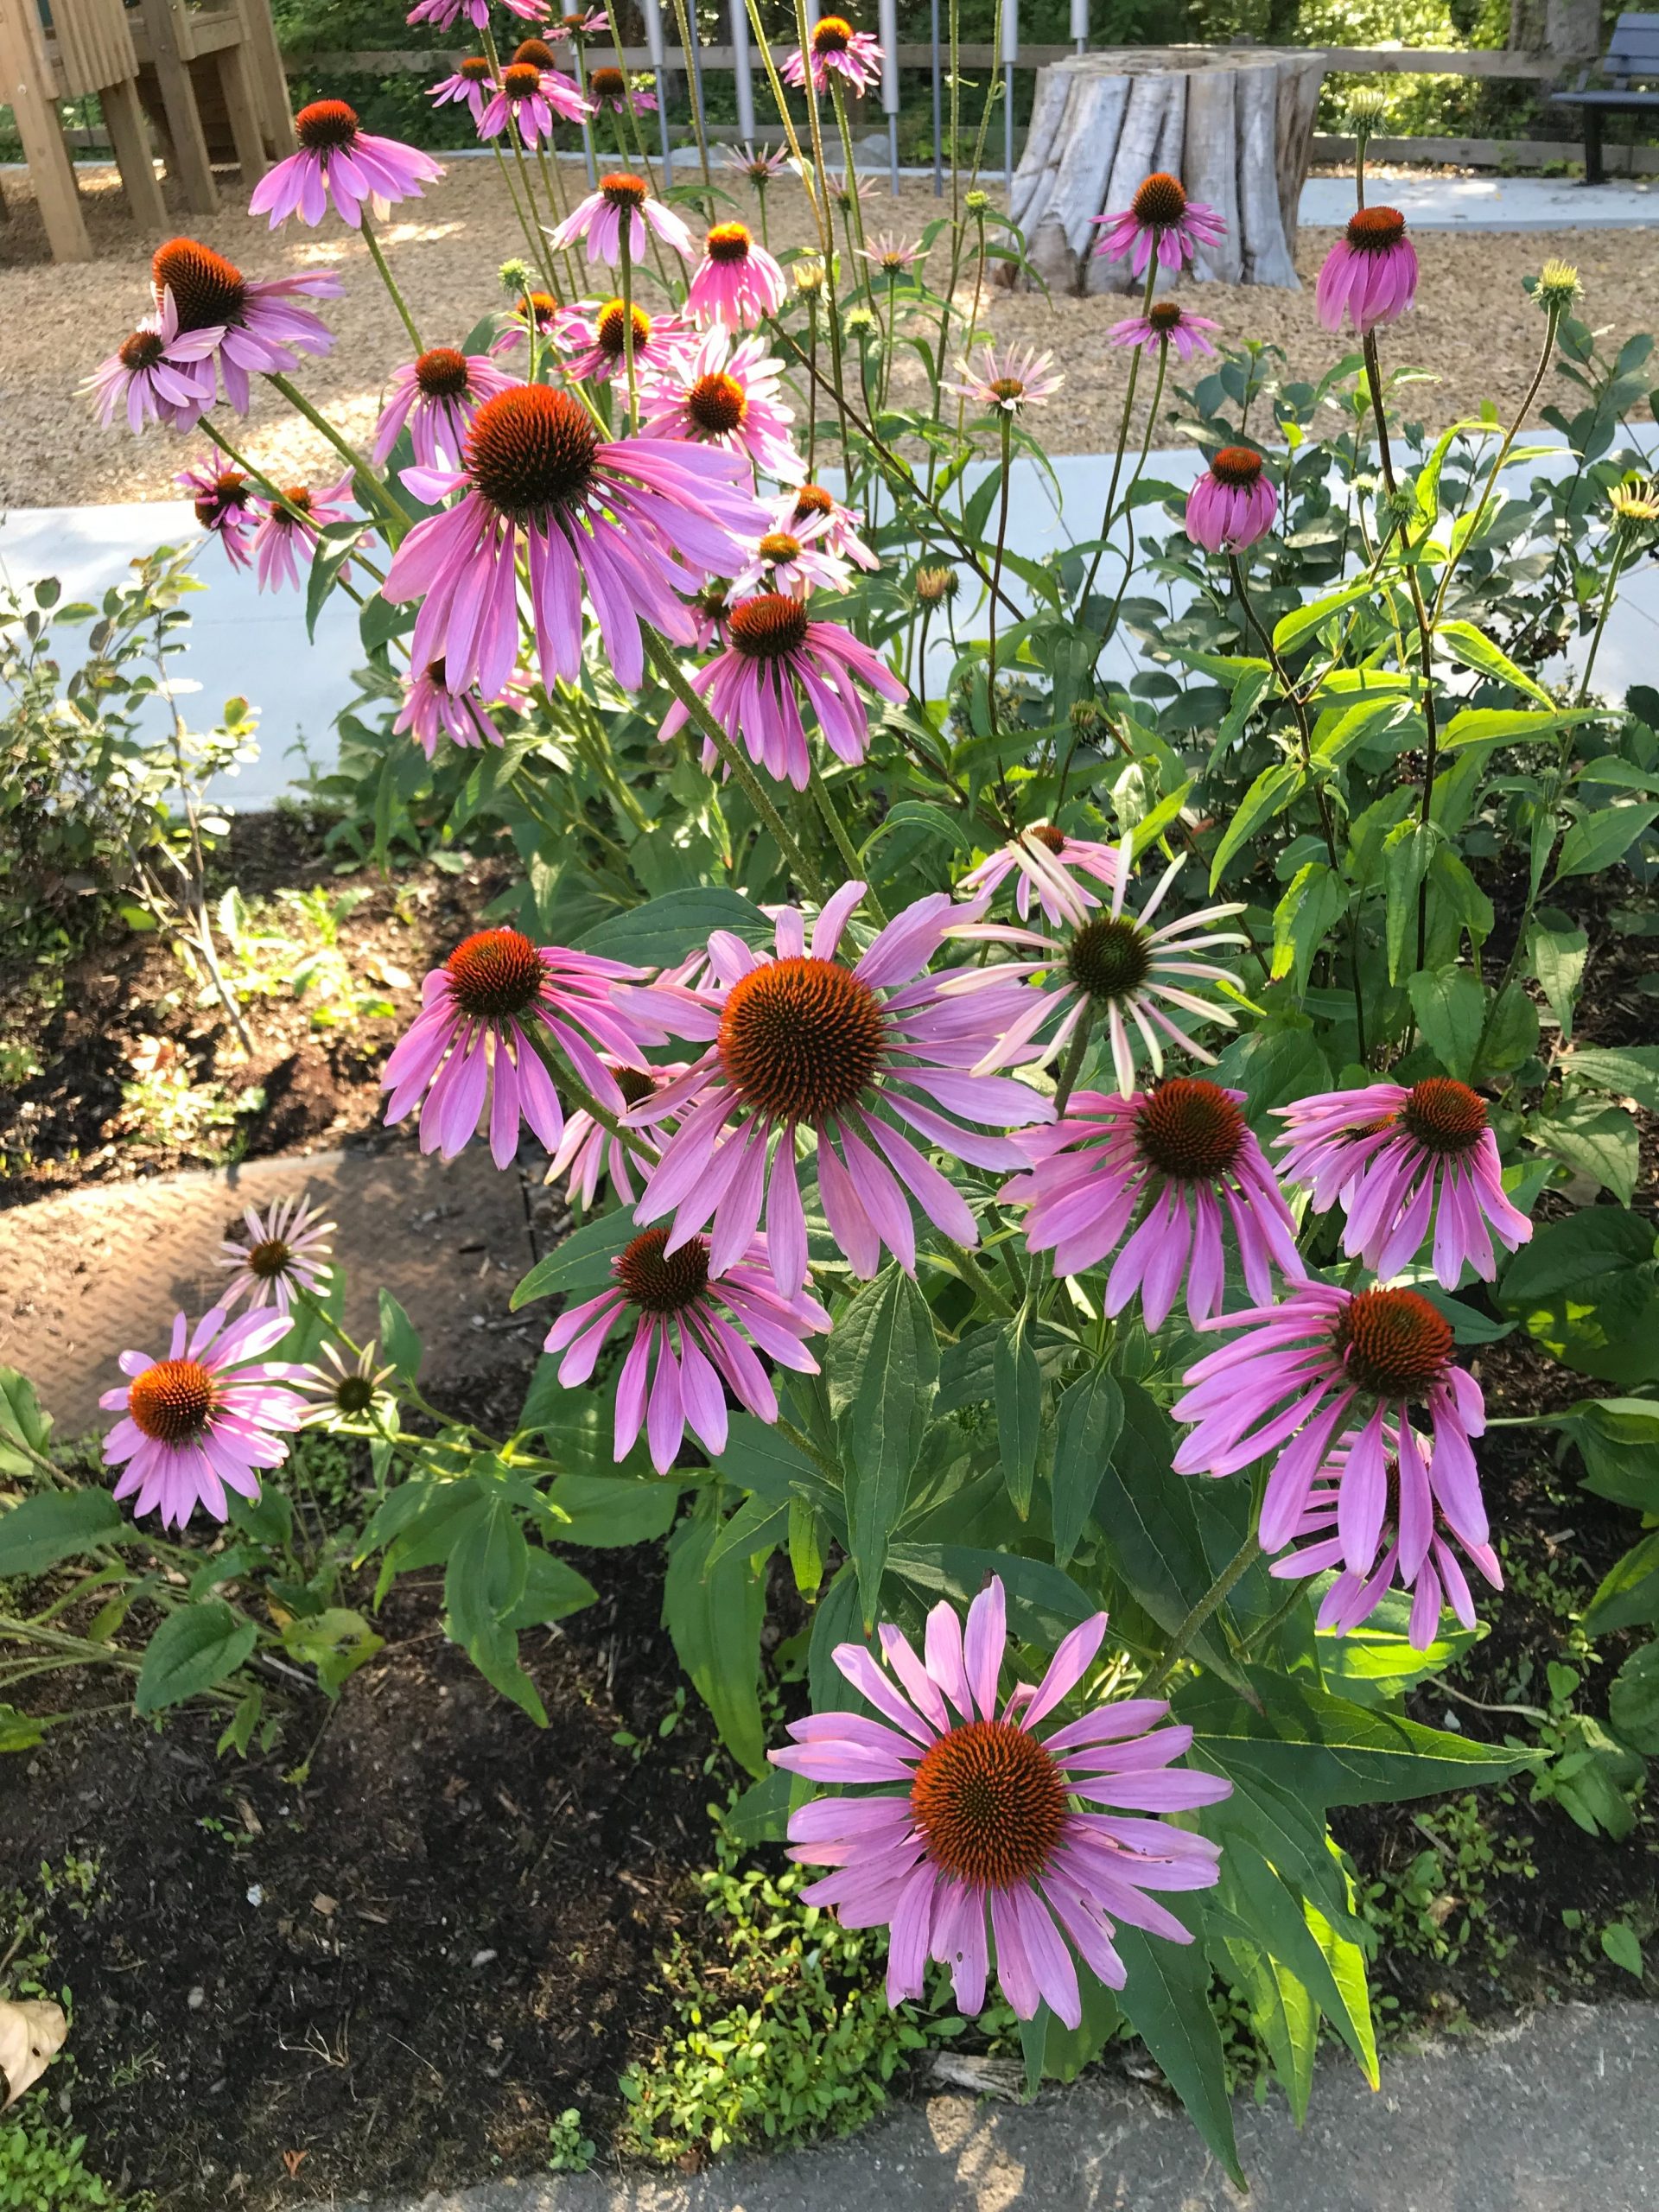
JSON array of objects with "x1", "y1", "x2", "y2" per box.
[{"x1": 915, "y1": 563, "x2": 957, "y2": 604}]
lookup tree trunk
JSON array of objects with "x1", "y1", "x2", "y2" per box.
[{"x1": 1006, "y1": 46, "x2": 1327, "y2": 294}]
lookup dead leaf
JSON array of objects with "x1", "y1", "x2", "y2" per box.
[
  {"x1": 0, "y1": 1998, "x2": 68, "y2": 2110},
  {"x1": 311, "y1": 1894, "x2": 337, "y2": 1919}
]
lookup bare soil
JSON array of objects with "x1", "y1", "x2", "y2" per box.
[{"x1": 3, "y1": 161, "x2": 1656, "y2": 507}]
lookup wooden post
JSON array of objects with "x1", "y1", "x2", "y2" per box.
[
  {"x1": 0, "y1": 0, "x2": 92, "y2": 259},
  {"x1": 100, "y1": 76, "x2": 168, "y2": 231},
  {"x1": 235, "y1": 0, "x2": 296, "y2": 154},
  {"x1": 216, "y1": 40, "x2": 270, "y2": 182},
  {"x1": 138, "y1": 0, "x2": 220, "y2": 213}
]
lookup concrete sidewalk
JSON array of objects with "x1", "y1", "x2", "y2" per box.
[{"x1": 359, "y1": 2000, "x2": 1659, "y2": 2212}]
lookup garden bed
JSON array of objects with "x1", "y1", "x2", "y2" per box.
[{"x1": 5, "y1": 164, "x2": 1659, "y2": 505}]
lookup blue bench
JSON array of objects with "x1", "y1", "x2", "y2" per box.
[{"x1": 1551, "y1": 11, "x2": 1659, "y2": 184}]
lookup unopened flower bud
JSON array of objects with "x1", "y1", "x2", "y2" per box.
[
  {"x1": 1069, "y1": 698, "x2": 1100, "y2": 732},
  {"x1": 499, "y1": 256, "x2": 535, "y2": 297},
  {"x1": 965, "y1": 188, "x2": 989, "y2": 213},
  {"x1": 843, "y1": 305, "x2": 877, "y2": 338},
  {"x1": 1535, "y1": 257, "x2": 1582, "y2": 315},
  {"x1": 793, "y1": 257, "x2": 826, "y2": 296},
  {"x1": 1347, "y1": 86, "x2": 1389, "y2": 134}
]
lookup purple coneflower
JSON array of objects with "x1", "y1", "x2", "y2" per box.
[
  {"x1": 217, "y1": 1194, "x2": 335, "y2": 1313},
  {"x1": 176, "y1": 459, "x2": 257, "y2": 569},
  {"x1": 546, "y1": 1058, "x2": 687, "y2": 1208},
  {"x1": 491, "y1": 287, "x2": 562, "y2": 358},
  {"x1": 408, "y1": 0, "x2": 547, "y2": 28},
  {"x1": 774, "y1": 481, "x2": 879, "y2": 570},
  {"x1": 429, "y1": 55, "x2": 497, "y2": 126},
  {"x1": 585, "y1": 62, "x2": 656, "y2": 113},
  {"x1": 149, "y1": 237, "x2": 340, "y2": 413},
  {"x1": 772, "y1": 1578, "x2": 1228, "y2": 2025},
  {"x1": 372, "y1": 344, "x2": 512, "y2": 469},
  {"x1": 957, "y1": 823, "x2": 1122, "y2": 927},
  {"x1": 1185, "y1": 446, "x2": 1277, "y2": 555},
  {"x1": 1006, "y1": 1078, "x2": 1303, "y2": 1325},
  {"x1": 547, "y1": 5, "x2": 607, "y2": 35},
  {"x1": 944, "y1": 342, "x2": 1063, "y2": 418},
  {"x1": 249, "y1": 99, "x2": 443, "y2": 229},
  {"x1": 550, "y1": 170, "x2": 695, "y2": 267},
  {"x1": 726, "y1": 528, "x2": 851, "y2": 600},
  {"x1": 972, "y1": 844, "x2": 1249, "y2": 1097},
  {"x1": 1173, "y1": 1281, "x2": 1488, "y2": 1577},
  {"x1": 687, "y1": 221, "x2": 788, "y2": 329},
  {"x1": 296, "y1": 1338, "x2": 398, "y2": 1427},
  {"x1": 382, "y1": 383, "x2": 766, "y2": 696},
  {"x1": 556, "y1": 297, "x2": 692, "y2": 384},
  {"x1": 1275, "y1": 1077, "x2": 1531, "y2": 1289},
  {"x1": 857, "y1": 232, "x2": 927, "y2": 283},
  {"x1": 724, "y1": 141, "x2": 789, "y2": 188},
  {"x1": 394, "y1": 659, "x2": 527, "y2": 759},
  {"x1": 101, "y1": 1307, "x2": 309, "y2": 1529},
  {"x1": 639, "y1": 329, "x2": 804, "y2": 485},
  {"x1": 479, "y1": 60, "x2": 589, "y2": 145},
  {"x1": 1316, "y1": 207, "x2": 1419, "y2": 335},
  {"x1": 541, "y1": 1230, "x2": 829, "y2": 1472},
  {"x1": 783, "y1": 13, "x2": 884, "y2": 96},
  {"x1": 1091, "y1": 172, "x2": 1224, "y2": 276},
  {"x1": 1271, "y1": 1421, "x2": 1502, "y2": 1651},
  {"x1": 660, "y1": 594, "x2": 904, "y2": 789},
  {"x1": 1109, "y1": 297, "x2": 1220, "y2": 363},
  {"x1": 84, "y1": 295, "x2": 219, "y2": 433},
  {"x1": 620, "y1": 885, "x2": 1053, "y2": 1294},
  {"x1": 251, "y1": 475, "x2": 354, "y2": 594},
  {"x1": 381, "y1": 926, "x2": 649, "y2": 1168}
]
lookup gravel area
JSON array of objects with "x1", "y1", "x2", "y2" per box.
[{"x1": 3, "y1": 158, "x2": 1656, "y2": 507}]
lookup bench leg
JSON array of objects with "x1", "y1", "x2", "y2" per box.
[
  {"x1": 139, "y1": 0, "x2": 220, "y2": 214},
  {"x1": 101, "y1": 78, "x2": 169, "y2": 234},
  {"x1": 217, "y1": 43, "x2": 270, "y2": 186},
  {"x1": 1583, "y1": 106, "x2": 1603, "y2": 185}
]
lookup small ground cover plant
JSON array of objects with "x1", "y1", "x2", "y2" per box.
[{"x1": 3, "y1": 5, "x2": 1657, "y2": 2186}]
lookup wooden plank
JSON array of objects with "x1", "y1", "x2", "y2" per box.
[
  {"x1": 137, "y1": 0, "x2": 220, "y2": 211},
  {"x1": 288, "y1": 40, "x2": 1567, "y2": 77},
  {"x1": 100, "y1": 73, "x2": 168, "y2": 230},
  {"x1": 1184, "y1": 64, "x2": 1243, "y2": 283},
  {"x1": 236, "y1": 0, "x2": 296, "y2": 152},
  {"x1": 216, "y1": 39, "x2": 269, "y2": 181},
  {"x1": 1311, "y1": 126, "x2": 1659, "y2": 168},
  {"x1": 1237, "y1": 56, "x2": 1299, "y2": 286},
  {"x1": 0, "y1": 0, "x2": 93, "y2": 258}
]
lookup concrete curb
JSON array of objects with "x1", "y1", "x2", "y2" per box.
[{"x1": 348, "y1": 1999, "x2": 1659, "y2": 2212}]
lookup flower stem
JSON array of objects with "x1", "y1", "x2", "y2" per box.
[
  {"x1": 264, "y1": 372, "x2": 413, "y2": 531},
  {"x1": 986, "y1": 410, "x2": 1013, "y2": 737},
  {"x1": 1139, "y1": 1533, "x2": 1262, "y2": 1699},
  {"x1": 1079, "y1": 256, "x2": 1160, "y2": 610},
  {"x1": 830, "y1": 79, "x2": 867, "y2": 254},
  {"x1": 934, "y1": 1236, "x2": 1014, "y2": 1318},
  {"x1": 1052, "y1": 1005, "x2": 1094, "y2": 1115},
  {"x1": 360, "y1": 210, "x2": 423, "y2": 353},
  {"x1": 808, "y1": 760, "x2": 884, "y2": 918},
  {"x1": 1575, "y1": 526, "x2": 1631, "y2": 708},
  {"x1": 618, "y1": 220, "x2": 639, "y2": 429},
  {"x1": 645, "y1": 631, "x2": 828, "y2": 898}
]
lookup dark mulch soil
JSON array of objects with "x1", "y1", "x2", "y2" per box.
[
  {"x1": 0, "y1": 813, "x2": 512, "y2": 1211},
  {"x1": 0, "y1": 1530, "x2": 718, "y2": 2211}
]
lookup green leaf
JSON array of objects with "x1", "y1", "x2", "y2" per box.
[
  {"x1": 1608, "y1": 1639, "x2": 1659, "y2": 1753},
  {"x1": 512, "y1": 1209, "x2": 636, "y2": 1307},
  {"x1": 575, "y1": 887, "x2": 772, "y2": 966},
  {"x1": 501, "y1": 1548, "x2": 598, "y2": 1629},
  {"x1": 1601, "y1": 1921, "x2": 1644, "y2": 1977},
  {"x1": 1382, "y1": 819, "x2": 1436, "y2": 985},
  {"x1": 1556, "y1": 1397, "x2": 1659, "y2": 1510},
  {"x1": 1477, "y1": 983, "x2": 1541, "y2": 1079},
  {"x1": 280, "y1": 1606, "x2": 385, "y2": 1697},
  {"x1": 1529, "y1": 1102, "x2": 1639, "y2": 1206},
  {"x1": 377, "y1": 1288, "x2": 423, "y2": 1383},
  {"x1": 1218, "y1": 1934, "x2": 1317, "y2": 2123},
  {"x1": 0, "y1": 1488, "x2": 125, "y2": 1579},
  {"x1": 1272, "y1": 577, "x2": 1378, "y2": 655},
  {"x1": 1441, "y1": 705, "x2": 1611, "y2": 750},
  {"x1": 1316, "y1": 1584, "x2": 1482, "y2": 1705},
  {"x1": 1563, "y1": 1045, "x2": 1659, "y2": 1113},
  {"x1": 1407, "y1": 966, "x2": 1486, "y2": 1084},
  {"x1": 1437, "y1": 618, "x2": 1554, "y2": 706},
  {"x1": 1211, "y1": 1027, "x2": 1332, "y2": 1135},
  {"x1": 827, "y1": 1266, "x2": 939, "y2": 1622},
  {"x1": 1051, "y1": 1368, "x2": 1122, "y2": 1568},
  {"x1": 714, "y1": 1412, "x2": 843, "y2": 1522},
  {"x1": 0, "y1": 1703, "x2": 55, "y2": 1753},
  {"x1": 543, "y1": 1472, "x2": 681, "y2": 1546},
  {"x1": 1584, "y1": 1531, "x2": 1659, "y2": 1636},
  {"x1": 444, "y1": 1489, "x2": 529, "y2": 1650},
  {"x1": 1179, "y1": 1669, "x2": 1529, "y2": 1802},
  {"x1": 1529, "y1": 917, "x2": 1589, "y2": 1040},
  {"x1": 135, "y1": 1600, "x2": 258, "y2": 1716},
  {"x1": 0, "y1": 1367, "x2": 54, "y2": 1473},
  {"x1": 1270, "y1": 862, "x2": 1347, "y2": 997},
  {"x1": 1497, "y1": 1210, "x2": 1659, "y2": 1382},
  {"x1": 886, "y1": 1545, "x2": 1098, "y2": 1649},
  {"x1": 1553, "y1": 804, "x2": 1659, "y2": 880},
  {"x1": 993, "y1": 1320, "x2": 1042, "y2": 1519},
  {"x1": 1208, "y1": 760, "x2": 1301, "y2": 891},
  {"x1": 664, "y1": 1508, "x2": 768, "y2": 1776},
  {"x1": 1116, "y1": 1916, "x2": 1243, "y2": 2186}
]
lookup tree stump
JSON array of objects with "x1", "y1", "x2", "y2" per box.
[{"x1": 1007, "y1": 47, "x2": 1326, "y2": 296}]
